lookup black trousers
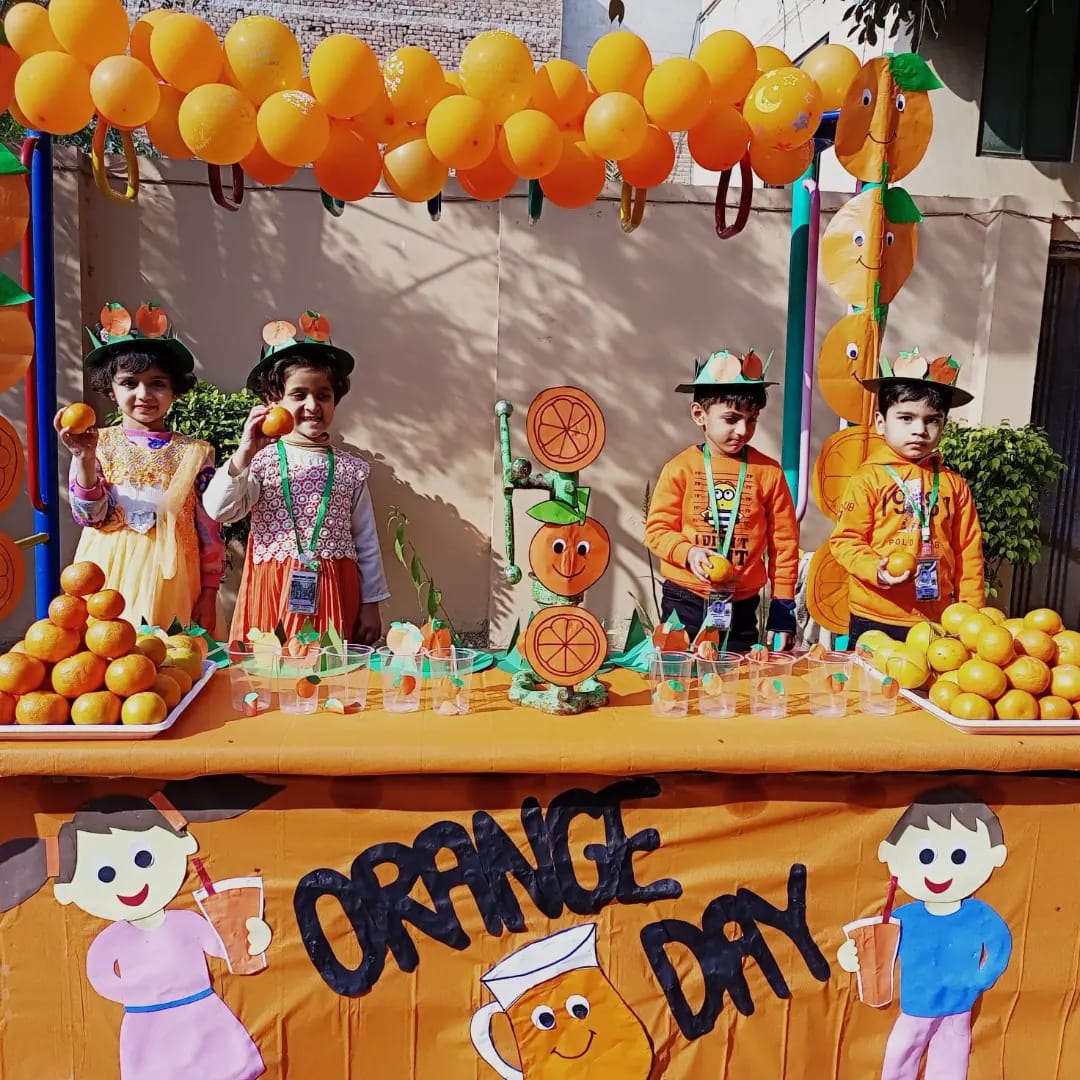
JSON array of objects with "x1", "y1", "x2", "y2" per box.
[
  {"x1": 847, "y1": 614, "x2": 911, "y2": 644},
  {"x1": 660, "y1": 581, "x2": 760, "y2": 653}
]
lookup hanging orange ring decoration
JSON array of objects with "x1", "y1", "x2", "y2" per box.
[
  {"x1": 91, "y1": 122, "x2": 139, "y2": 205},
  {"x1": 208, "y1": 164, "x2": 245, "y2": 211},
  {"x1": 619, "y1": 181, "x2": 647, "y2": 234},
  {"x1": 522, "y1": 605, "x2": 607, "y2": 687},
  {"x1": 0, "y1": 531, "x2": 25, "y2": 623},
  {"x1": 526, "y1": 386, "x2": 606, "y2": 474},
  {"x1": 715, "y1": 152, "x2": 753, "y2": 240}
]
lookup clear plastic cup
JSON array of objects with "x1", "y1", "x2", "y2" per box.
[
  {"x1": 696, "y1": 652, "x2": 743, "y2": 718},
  {"x1": 378, "y1": 648, "x2": 422, "y2": 713},
  {"x1": 323, "y1": 644, "x2": 374, "y2": 713},
  {"x1": 650, "y1": 651, "x2": 695, "y2": 717},
  {"x1": 428, "y1": 647, "x2": 477, "y2": 716},
  {"x1": 856, "y1": 652, "x2": 900, "y2": 716},
  {"x1": 747, "y1": 651, "x2": 795, "y2": 718},
  {"x1": 808, "y1": 651, "x2": 854, "y2": 717},
  {"x1": 226, "y1": 644, "x2": 272, "y2": 715},
  {"x1": 275, "y1": 647, "x2": 324, "y2": 715}
]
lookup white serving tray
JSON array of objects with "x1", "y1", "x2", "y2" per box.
[
  {"x1": 901, "y1": 686, "x2": 1080, "y2": 735},
  {"x1": 0, "y1": 660, "x2": 216, "y2": 740}
]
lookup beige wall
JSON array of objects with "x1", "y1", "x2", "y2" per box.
[{"x1": 0, "y1": 152, "x2": 1052, "y2": 641}]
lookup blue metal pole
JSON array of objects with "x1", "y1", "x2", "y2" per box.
[{"x1": 30, "y1": 132, "x2": 58, "y2": 613}]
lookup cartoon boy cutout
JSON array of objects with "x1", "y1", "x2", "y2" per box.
[{"x1": 838, "y1": 789, "x2": 1012, "y2": 1080}]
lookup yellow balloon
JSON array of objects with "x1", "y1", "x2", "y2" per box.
[
  {"x1": 617, "y1": 123, "x2": 674, "y2": 188},
  {"x1": 426, "y1": 95, "x2": 495, "y2": 170},
  {"x1": 383, "y1": 46, "x2": 445, "y2": 124},
  {"x1": 540, "y1": 135, "x2": 605, "y2": 209},
  {"x1": 15, "y1": 51, "x2": 94, "y2": 135},
  {"x1": 497, "y1": 109, "x2": 564, "y2": 179},
  {"x1": 90, "y1": 56, "x2": 161, "y2": 131},
  {"x1": 309, "y1": 35, "x2": 381, "y2": 120},
  {"x1": 178, "y1": 83, "x2": 258, "y2": 165},
  {"x1": 799, "y1": 43, "x2": 861, "y2": 112},
  {"x1": 742, "y1": 66, "x2": 822, "y2": 149},
  {"x1": 129, "y1": 10, "x2": 170, "y2": 80},
  {"x1": 756, "y1": 45, "x2": 792, "y2": 73},
  {"x1": 224, "y1": 16, "x2": 302, "y2": 105},
  {"x1": 48, "y1": 0, "x2": 128, "y2": 68},
  {"x1": 693, "y1": 30, "x2": 757, "y2": 106},
  {"x1": 750, "y1": 137, "x2": 814, "y2": 185},
  {"x1": 460, "y1": 30, "x2": 535, "y2": 125},
  {"x1": 531, "y1": 59, "x2": 588, "y2": 126},
  {"x1": 151, "y1": 14, "x2": 223, "y2": 93},
  {"x1": 145, "y1": 84, "x2": 192, "y2": 160},
  {"x1": 583, "y1": 91, "x2": 648, "y2": 160},
  {"x1": 4, "y1": 4, "x2": 60, "y2": 61},
  {"x1": 587, "y1": 30, "x2": 653, "y2": 100},
  {"x1": 643, "y1": 57, "x2": 710, "y2": 132},
  {"x1": 257, "y1": 90, "x2": 330, "y2": 168},
  {"x1": 313, "y1": 120, "x2": 382, "y2": 202},
  {"x1": 383, "y1": 133, "x2": 448, "y2": 203}
]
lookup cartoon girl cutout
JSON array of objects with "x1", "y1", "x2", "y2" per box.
[{"x1": 0, "y1": 775, "x2": 281, "y2": 1080}]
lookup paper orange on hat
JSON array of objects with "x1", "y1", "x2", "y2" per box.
[
  {"x1": 262, "y1": 319, "x2": 297, "y2": 347},
  {"x1": 817, "y1": 311, "x2": 882, "y2": 425}
]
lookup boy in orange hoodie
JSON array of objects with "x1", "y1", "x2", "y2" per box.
[
  {"x1": 645, "y1": 349, "x2": 799, "y2": 651},
  {"x1": 830, "y1": 348, "x2": 984, "y2": 643}
]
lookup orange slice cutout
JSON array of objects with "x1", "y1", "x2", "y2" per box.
[
  {"x1": 817, "y1": 311, "x2": 880, "y2": 425},
  {"x1": 522, "y1": 605, "x2": 606, "y2": 687},
  {"x1": 812, "y1": 426, "x2": 884, "y2": 521},
  {"x1": 0, "y1": 415, "x2": 24, "y2": 514},
  {"x1": 892, "y1": 351, "x2": 928, "y2": 378},
  {"x1": 703, "y1": 351, "x2": 742, "y2": 383},
  {"x1": 526, "y1": 386, "x2": 606, "y2": 473},
  {"x1": 0, "y1": 531, "x2": 25, "y2": 623},
  {"x1": 806, "y1": 546, "x2": 850, "y2": 636}
]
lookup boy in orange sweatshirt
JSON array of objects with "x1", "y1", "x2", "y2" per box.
[
  {"x1": 645, "y1": 349, "x2": 799, "y2": 651},
  {"x1": 830, "y1": 348, "x2": 984, "y2": 643}
]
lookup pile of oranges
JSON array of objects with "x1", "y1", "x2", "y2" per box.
[
  {"x1": 861, "y1": 603, "x2": 1080, "y2": 722},
  {"x1": 0, "y1": 561, "x2": 205, "y2": 726}
]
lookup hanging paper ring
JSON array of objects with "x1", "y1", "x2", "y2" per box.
[
  {"x1": 91, "y1": 121, "x2": 139, "y2": 206},
  {"x1": 427, "y1": 192, "x2": 442, "y2": 222},
  {"x1": 618, "y1": 181, "x2": 646, "y2": 234},
  {"x1": 527, "y1": 179, "x2": 544, "y2": 226},
  {"x1": 208, "y1": 164, "x2": 245, "y2": 212},
  {"x1": 714, "y1": 153, "x2": 753, "y2": 240},
  {"x1": 320, "y1": 189, "x2": 345, "y2": 217}
]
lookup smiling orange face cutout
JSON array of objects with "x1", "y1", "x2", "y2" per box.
[
  {"x1": 528, "y1": 518, "x2": 610, "y2": 597},
  {"x1": 817, "y1": 310, "x2": 882, "y2": 425}
]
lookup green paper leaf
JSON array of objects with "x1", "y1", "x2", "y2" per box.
[
  {"x1": 0, "y1": 144, "x2": 26, "y2": 177},
  {"x1": 890, "y1": 53, "x2": 944, "y2": 93},
  {"x1": 667, "y1": 679, "x2": 686, "y2": 693},
  {"x1": 527, "y1": 499, "x2": 580, "y2": 525},
  {"x1": 451, "y1": 676, "x2": 465, "y2": 689},
  {"x1": 505, "y1": 619, "x2": 521, "y2": 653},
  {"x1": 574, "y1": 486, "x2": 591, "y2": 522},
  {"x1": 624, "y1": 608, "x2": 646, "y2": 651},
  {"x1": 883, "y1": 186, "x2": 923, "y2": 224},
  {"x1": 772, "y1": 678, "x2": 786, "y2": 694}
]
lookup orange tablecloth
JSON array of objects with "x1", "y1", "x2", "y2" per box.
[{"x1": 1, "y1": 668, "x2": 1078, "y2": 779}]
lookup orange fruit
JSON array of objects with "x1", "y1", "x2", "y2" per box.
[
  {"x1": 85, "y1": 589, "x2": 126, "y2": 620},
  {"x1": 121, "y1": 691, "x2": 168, "y2": 726},
  {"x1": 163, "y1": 649, "x2": 203, "y2": 681},
  {"x1": 1014, "y1": 628, "x2": 1057, "y2": 665},
  {"x1": 261, "y1": 405, "x2": 295, "y2": 437},
  {"x1": 59, "y1": 402, "x2": 96, "y2": 434},
  {"x1": 84, "y1": 619, "x2": 137, "y2": 660},
  {"x1": 950, "y1": 692, "x2": 994, "y2": 720},
  {"x1": 59, "y1": 561, "x2": 106, "y2": 597},
  {"x1": 0, "y1": 652, "x2": 45, "y2": 694},
  {"x1": 1025, "y1": 608, "x2": 1064, "y2": 636},
  {"x1": 929, "y1": 679, "x2": 961, "y2": 712},
  {"x1": 15, "y1": 691, "x2": 69, "y2": 725},
  {"x1": 156, "y1": 666, "x2": 193, "y2": 696},
  {"x1": 1004, "y1": 655, "x2": 1051, "y2": 695},
  {"x1": 884, "y1": 550, "x2": 917, "y2": 577},
  {"x1": 1003, "y1": 618, "x2": 1026, "y2": 638},
  {"x1": 703, "y1": 553, "x2": 735, "y2": 586},
  {"x1": 23, "y1": 619, "x2": 80, "y2": 663},
  {"x1": 8, "y1": 641, "x2": 26, "y2": 654},
  {"x1": 135, "y1": 635, "x2": 168, "y2": 666},
  {"x1": 0, "y1": 690, "x2": 13, "y2": 724},
  {"x1": 926, "y1": 637, "x2": 969, "y2": 673},
  {"x1": 1039, "y1": 695, "x2": 1074, "y2": 720},
  {"x1": 937, "y1": 669, "x2": 961, "y2": 686},
  {"x1": 47, "y1": 594, "x2": 88, "y2": 631},
  {"x1": 957, "y1": 658, "x2": 1007, "y2": 701},
  {"x1": 958, "y1": 613, "x2": 994, "y2": 651},
  {"x1": 50, "y1": 651, "x2": 107, "y2": 698},
  {"x1": 70, "y1": 691, "x2": 122, "y2": 725},
  {"x1": 974, "y1": 626, "x2": 1015, "y2": 666},
  {"x1": 994, "y1": 689, "x2": 1039, "y2": 721},
  {"x1": 941, "y1": 602, "x2": 977, "y2": 637},
  {"x1": 104, "y1": 654, "x2": 157, "y2": 697},
  {"x1": 979, "y1": 606, "x2": 1006, "y2": 625},
  {"x1": 1050, "y1": 664, "x2": 1080, "y2": 703},
  {"x1": 152, "y1": 673, "x2": 182, "y2": 710},
  {"x1": 1053, "y1": 630, "x2": 1080, "y2": 667}
]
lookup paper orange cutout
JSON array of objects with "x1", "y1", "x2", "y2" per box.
[
  {"x1": 134, "y1": 302, "x2": 168, "y2": 338},
  {"x1": 806, "y1": 545, "x2": 849, "y2": 636},
  {"x1": 299, "y1": 310, "x2": 331, "y2": 341},
  {"x1": 526, "y1": 386, "x2": 606, "y2": 473},
  {"x1": 263, "y1": 319, "x2": 297, "y2": 347},
  {"x1": 522, "y1": 605, "x2": 606, "y2": 687},
  {"x1": 0, "y1": 415, "x2": 24, "y2": 514},
  {"x1": 99, "y1": 303, "x2": 132, "y2": 338},
  {"x1": 817, "y1": 311, "x2": 881, "y2": 425},
  {"x1": 741, "y1": 349, "x2": 764, "y2": 380},
  {"x1": 421, "y1": 619, "x2": 453, "y2": 652},
  {"x1": 704, "y1": 351, "x2": 742, "y2": 383},
  {"x1": 812, "y1": 425, "x2": 884, "y2": 521},
  {"x1": 821, "y1": 187, "x2": 918, "y2": 308},
  {"x1": 528, "y1": 517, "x2": 611, "y2": 596},
  {"x1": 834, "y1": 57, "x2": 934, "y2": 183},
  {"x1": 0, "y1": 530, "x2": 25, "y2": 623},
  {"x1": 652, "y1": 620, "x2": 690, "y2": 653},
  {"x1": 928, "y1": 355, "x2": 960, "y2": 385}
]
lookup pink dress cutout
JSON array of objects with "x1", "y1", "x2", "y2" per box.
[{"x1": 85, "y1": 910, "x2": 264, "y2": 1080}]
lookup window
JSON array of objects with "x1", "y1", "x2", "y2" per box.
[{"x1": 979, "y1": 0, "x2": 1080, "y2": 162}]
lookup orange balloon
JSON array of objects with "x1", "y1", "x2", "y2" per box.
[
  {"x1": 224, "y1": 16, "x2": 302, "y2": 105},
  {"x1": 8, "y1": 97, "x2": 32, "y2": 129},
  {"x1": 539, "y1": 136, "x2": 605, "y2": 209},
  {"x1": 313, "y1": 120, "x2": 382, "y2": 201},
  {"x1": 353, "y1": 86, "x2": 403, "y2": 144},
  {"x1": 587, "y1": 30, "x2": 653, "y2": 100},
  {"x1": 617, "y1": 123, "x2": 674, "y2": 188},
  {"x1": 799, "y1": 43, "x2": 861, "y2": 112},
  {"x1": 749, "y1": 137, "x2": 813, "y2": 185},
  {"x1": 129, "y1": 10, "x2": 169, "y2": 80},
  {"x1": 382, "y1": 133, "x2": 447, "y2": 202},
  {"x1": 48, "y1": 0, "x2": 128, "y2": 68},
  {"x1": 151, "y1": 14, "x2": 223, "y2": 93},
  {"x1": 643, "y1": 57, "x2": 710, "y2": 132},
  {"x1": 743, "y1": 66, "x2": 823, "y2": 149},
  {"x1": 497, "y1": 109, "x2": 563, "y2": 179},
  {"x1": 4, "y1": 3, "x2": 60, "y2": 61},
  {"x1": 459, "y1": 30, "x2": 534, "y2": 125},
  {"x1": 583, "y1": 91, "x2": 647, "y2": 160},
  {"x1": 15, "y1": 51, "x2": 94, "y2": 135},
  {"x1": 688, "y1": 102, "x2": 750, "y2": 172},
  {"x1": 240, "y1": 137, "x2": 295, "y2": 185},
  {"x1": 257, "y1": 90, "x2": 330, "y2": 167},
  {"x1": 91, "y1": 56, "x2": 161, "y2": 131},
  {"x1": 178, "y1": 83, "x2": 258, "y2": 165},
  {"x1": 564, "y1": 80, "x2": 598, "y2": 132},
  {"x1": 0, "y1": 46, "x2": 19, "y2": 115},
  {"x1": 694, "y1": 30, "x2": 757, "y2": 106},
  {"x1": 426, "y1": 94, "x2": 495, "y2": 170},
  {"x1": 456, "y1": 145, "x2": 516, "y2": 201},
  {"x1": 756, "y1": 45, "x2": 791, "y2": 73},
  {"x1": 531, "y1": 59, "x2": 589, "y2": 126},
  {"x1": 309, "y1": 34, "x2": 381, "y2": 120},
  {"x1": 145, "y1": 84, "x2": 192, "y2": 160},
  {"x1": 383, "y1": 46, "x2": 445, "y2": 124}
]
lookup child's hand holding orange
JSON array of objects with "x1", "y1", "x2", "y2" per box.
[{"x1": 230, "y1": 405, "x2": 276, "y2": 474}]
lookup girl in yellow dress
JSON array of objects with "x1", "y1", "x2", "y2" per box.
[{"x1": 54, "y1": 301, "x2": 224, "y2": 632}]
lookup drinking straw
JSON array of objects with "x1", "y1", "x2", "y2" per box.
[
  {"x1": 881, "y1": 875, "x2": 898, "y2": 923},
  {"x1": 192, "y1": 857, "x2": 216, "y2": 896}
]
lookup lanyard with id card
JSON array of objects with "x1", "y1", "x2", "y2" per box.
[
  {"x1": 885, "y1": 462, "x2": 940, "y2": 602},
  {"x1": 702, "y1": 445, "x2": 748, "y2": 631},
  {"x1": 278, "y1": 439, "x2": 335, "y2": 616}
]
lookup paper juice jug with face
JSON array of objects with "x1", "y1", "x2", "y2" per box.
[{"x1": 470, "y1": 924, "x2": 654, "y2": 1079}]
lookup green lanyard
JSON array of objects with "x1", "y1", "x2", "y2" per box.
[
  {"x1": 278, "y1": 439, "x2": 335, "y2": 567},
  {"x1": 702, "y1": 445, "x2": 748, "y2": 561},
  {"x1": 885, "y1": 461, "x2": 939, "y2": 545}
]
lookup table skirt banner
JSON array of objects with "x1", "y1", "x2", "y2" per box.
[{"x1": 0, "y1": 770, "x2": 1076, "y2": 1078}]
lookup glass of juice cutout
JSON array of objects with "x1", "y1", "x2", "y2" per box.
[
  {"x1": 843, "y1": 876, "x2": 901, "y2": 1008},
  {"x1": 192, "y1": 859, "x2": 267, "y2": 975}
]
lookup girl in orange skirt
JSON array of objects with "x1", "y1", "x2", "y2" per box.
[{"x1": 202, "y1": 312, "x2": 389, "y2": 644}]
